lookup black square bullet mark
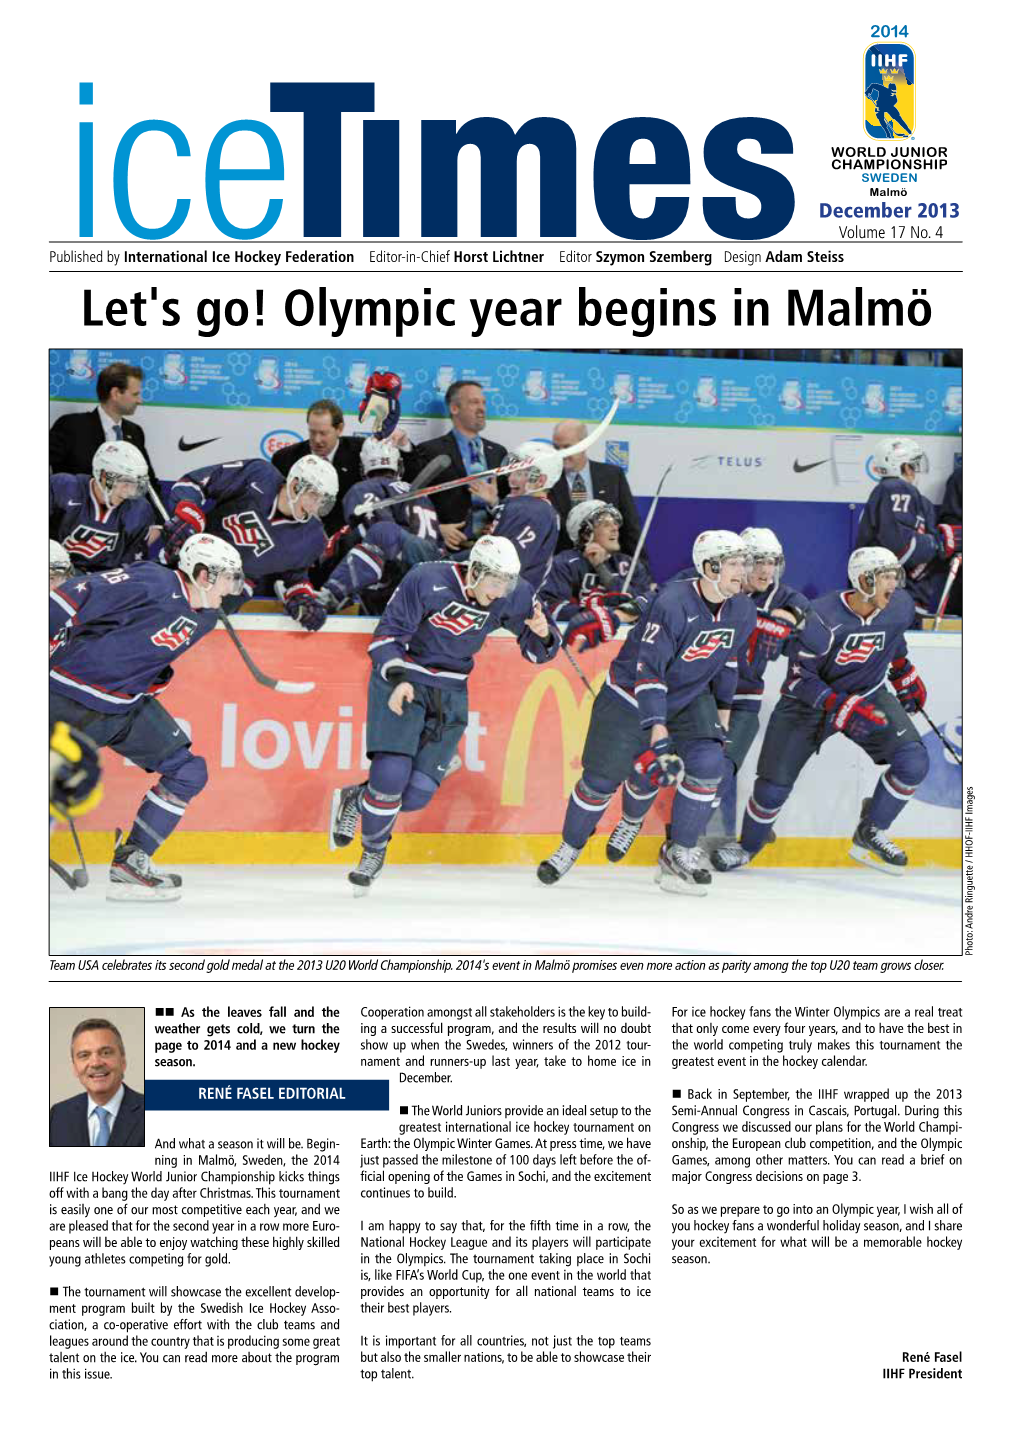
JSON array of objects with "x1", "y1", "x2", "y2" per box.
[{"x1": 400, "y1": 1106, "x2": 408, "y2": 1115}]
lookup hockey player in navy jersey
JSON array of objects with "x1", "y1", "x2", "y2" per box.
[
  {"x1": 50, "y1": 441, "x2": 159, "y2": 572},
  {"x1": 856, "y1": 437, "x2": 960, "y2": 612},
  {"x1": 538, "y1": 530, "x2": 755, "y2": 896},
  {"x1": 712, "y1": 527, "x2": 809, "y2": 830},
  {"x1": 163, "y1": 454, "x2": 338, "y2": 629},
  {"x1": 540, "y1": 499, "x2": 654, "y2": 650},
  {"x1": 487, "y1": 442, "x2": 563, "y2": 589},
  {"x1": 326, "y1": 535, "x2": 561, "y2": 894},
  {"x1": 321, "y1": 438, "x2": 443, "y2": 615},
  {"x1": 49, "y1": 534, "x2": 245, "y2": 901},
  {"x1": 712, "y1": 545, "x2": 930, "y2": 875}
]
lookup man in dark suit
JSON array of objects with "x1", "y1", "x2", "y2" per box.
[
  {"x1": 50, "y1": 1018, "x2": 144, "y2": 1147},
  {"x1": 414, "y1": 381, "x2": 508, "y2": 552},
  {"x1": 271, "y1": 399, "x2": 421, "y2": 539},
  {"x1": 50, "y1": 362, "x2": 155, "y2": 479},
  {"x1": 548, "y1": 419, "x2": 642, "y2": 556}
]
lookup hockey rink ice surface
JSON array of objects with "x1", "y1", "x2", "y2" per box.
[{"x1": 51, "y1": 863, "x2": 961, "y2": 956}]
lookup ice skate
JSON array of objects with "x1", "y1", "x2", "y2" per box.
[
  {"x1": 537, "y1": 842, "x2": 580, "y2": 885},
  {"x1": 711, "y1": 841, "x2": 752, "y2": 873},
  {"x1": 655, "y1": 843, "x2": 711, "y2": 896},
  {"x1": 606, "y1": 817, "x2": 643, "y2": 863},
  {"x1": 107, "y1": 845, "x2": 182, "y2": 903},
  {"x1": 329, "y1": 782, "x2": 365, "y2": 851},
  {"x1": 849, "y1": 800, "x2": 908, "y2": 873},
  {"x1": 349, "y1": 846, "x2": 387, "y2": 895}
]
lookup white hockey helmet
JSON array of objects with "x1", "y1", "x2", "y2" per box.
[
  {"x1": 506, "y1": 441, "x2": 563, "y2": 493},
  {"x1": 91, "y1": 440, "x2": 149, "y2": 500},
  {"x1": 693, "y1": 529, "x2": 746, "y2": 578},
  {"x1": 848, "y1": 545, "x2": 903, "y2": 598},
  {"x1": 178, "y1": 533, "x2": 245, "y2": 596},
  {"x1": 466, "y1": 534, "x2": 521, "y2": 594},
  {"x1": 286, "y1": 453, "x2": 339, "y2": 518},
  {"x1": 50, "y1": 539, "x2": 73, "y2": 584},
  {"x1": 872, "y1": 437, "x2": 929, "y2": 479},
  {"x1": 360, "y1": 436, "x2": 402, "y2": 477},
  {"x1": 740, "y1": 526, "x2": 785, "y2": 580},
  {"x1": 567, "y1": 499, "x2": 623, "y2": 550}
]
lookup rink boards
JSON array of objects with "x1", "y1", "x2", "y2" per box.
[{"x1": 51, "y1": 621, "x2": 962, "y2": 870}]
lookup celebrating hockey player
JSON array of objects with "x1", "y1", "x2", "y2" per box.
[
  {"x1": 856, "y1": 437, "x2": 960, "y2": 612},
  {"x1": 712, "y1": 545, "x2": 929, "y2": 875},
  {"x1": 487, "y1": 441, "x2": 563, "y2": 588},
  {"x1": 540, "y1": 499, "x2": 654, "y2": 650},
  {"x1": 50, "y1": 441, "x2": 159, "y2": 572},
  {"x1": 327, "y1": 535, "x2": 561, "y2": 894},
  {"x1": 49, "y1": 534, "x2": 245, "y2": 900},
  {"x1": 538, "y1": 530, "x2": 754, "y2": 896},
  {"x1": 163, "y1": 454, "x2": 338, "y2": 630},
  {"x1": 712, "y1": 527, "x2": 808, "y2": 832},
  {"x1": 322, "y1": 438, "x2": 442, "y2": 614}
]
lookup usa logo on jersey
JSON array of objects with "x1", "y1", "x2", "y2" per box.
[
  {"x1": 222, "y1": 509, "x2": 274, "y2": 558},
  {"x1": 429, "y1": 602, "x2": 490, "y2": 637},
  {"x1": 835, "y1": 632, "x2": 885, "y2": 666},
  {"x1": 682, "y1": 627, "x2": 735, "y2": 662},
  {"x1": 152, "y1": 617, "x2": 199, "y2": 651},
  {"x1": 63, "y1": 526, "x2": 119, "y2": 560}
]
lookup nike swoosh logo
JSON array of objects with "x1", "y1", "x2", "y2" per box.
[
  {"x1": 433, "y1": 586, "x2": 445, "y2": 592},
  {"x1": 178, "y1": 436, "x2": 221, "y2": 452},
  {"x1": 792, "y1": 459, "x2": 828, "y2": 473}
]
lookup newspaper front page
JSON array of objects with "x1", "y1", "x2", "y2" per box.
[{"x1": 27, "y1": 8, "x2": 1002, "y2": 1439}]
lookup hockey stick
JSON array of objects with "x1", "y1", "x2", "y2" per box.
[
  {"x1": 48, "y1": 806, "x2": 89, "y2": 888},
  {"x1": 49, "y1": 858, "x2": 82, "y2": 890},
  {"x1": 359, "y1": 397, "x2": 622, "y2": 517},
  {"x1": 918, "y1": 708, "x2": 962, "y2": 764},
  {"x1": 620, "y1": 463, "x2": 673, "y2": 596},
  {"x1": 932, "y1": 553, "x2": 962, "y2": 631},
  {"x1": 559, "y1": 642, "x2": 598, "y2": 699},
  {"x1": 146, "y1": 480, "x2": 315, "y2": 694},
  {"x1": 323, "y1": 454, "x2": 452, "y2": 554}
]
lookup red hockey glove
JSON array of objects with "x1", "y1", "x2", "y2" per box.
[
  {"x1": 889, "y1": 657, "x2": 927, "y2": 714},
  {"x1": 937, "y1": 523, "x2": 962, "y2": 558},
  {"x1": 565, "y1": 596, "x2": 619, "y2": 651},
  {"x1": 823, "y1": 692, "x2": 889, "y2": 742},
  {"x1": 634, "y1": 736, "x2": 683, "y2": 789}
]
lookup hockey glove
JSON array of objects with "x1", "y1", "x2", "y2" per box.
[
  {"x1": 49, "y1": 722, "x2": 103, "y2": 819},
  {"x1": 889, "y1": 657, "x2": 927, "y2": 713},
  {"x1": 748, "y1": 612, "x2": 795, "y2": 666},
  {"x1": 163, "y1": 501, "x2": 206, "y2": 564},
  {"x1": 937, "y1": 523, "x2": 962, "y2": 558},
  {"x1": 823, "y1": 691, "x2": 889, "y2": 742},
  {"x1": 565, "y1": 596, "x2": 619, "y2": 651},
  {"x1": 634, "y1": 736, "x2": 683, "y2": 789},
  {"x1": 358, "y1": 370, "x2": 403, "y2": 438},
  {"x1": 283, "y1": 583, "x2": 327, "y2": 632}
]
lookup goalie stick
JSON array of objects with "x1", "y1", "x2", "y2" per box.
[{"x1": 146, "y1": 480, "x2": 315, "y2": 694}]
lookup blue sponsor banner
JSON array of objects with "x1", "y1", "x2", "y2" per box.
[
  {"x1": 50, "y1": 349, "x2": 962, "y2": 435},
  {"x1": 144, "y1": 1079, "x2": 388, "y2": 1111}
]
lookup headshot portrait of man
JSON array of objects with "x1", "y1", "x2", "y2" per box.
[{"x1": 49, "y1": 1016, "x2": 145, "y2": 1147}]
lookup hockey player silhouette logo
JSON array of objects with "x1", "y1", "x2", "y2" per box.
[
  {"x1": 222, "y1": 509, "x2": 275, "y2": 558},
  {"x1": 429, "y1": 602, "x2": 490, "y2": 636},
  {"x1": 835, "y1": 632, "x2": 885, "y2": 666},
  {"x1": 864, "y1": 42, "x2": 915, "y2": 139},
  {"x1": 151, "y1": 616, "x2": 199, "y2": 651},
  {"x1": 63, "y1": 525, "x2": 119, "y2": 561},
  {"x1": 681, "y1": 628, "x2": 735, "y2": 662}
]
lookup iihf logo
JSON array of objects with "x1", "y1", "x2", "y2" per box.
[
  {"x1": 864, "y1": 42, "x2": 915, "y2": 140},
  {"x1": 835, "y1": 632, "x2": 885, "y2": 665}
]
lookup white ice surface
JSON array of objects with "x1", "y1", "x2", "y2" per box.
[{"x1": 50, "y1": 863, "x2": 960, "y2": 956}]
